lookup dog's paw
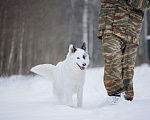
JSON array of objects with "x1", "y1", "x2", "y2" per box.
[
  {"x1": 67, "y1": 103, "x2": 76, "y2": 108},
  {"x1": 77, "y1": 103, "x2": 83, "y2": 107}
]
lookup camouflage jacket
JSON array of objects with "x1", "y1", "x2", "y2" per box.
[{"x1": 97, "y1": 0, "x2": 150, "y2": 45}]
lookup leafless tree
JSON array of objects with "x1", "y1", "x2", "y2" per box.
[{"x1": 0, "y1": 0, "x2": 149, "y2": 76}]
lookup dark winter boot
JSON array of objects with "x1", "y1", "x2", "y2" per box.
[{"x1": 124, "y1": 95, "x2": 133, "y2": 101}]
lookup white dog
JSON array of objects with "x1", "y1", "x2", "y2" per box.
[{"x1": 30, "y1": 43, "x2": 89, "y2": 107}]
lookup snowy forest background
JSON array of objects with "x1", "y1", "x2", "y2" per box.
[{"x1": 0, "y1": 0, "x2": 150, "y2": 76}]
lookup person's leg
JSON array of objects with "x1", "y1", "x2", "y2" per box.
[
  {"x1": 102, "y1": 34, "x2": 124, "y2": 96},
  {"x1": 122, "y1": 43, "x2": 138, "y2": 101}
]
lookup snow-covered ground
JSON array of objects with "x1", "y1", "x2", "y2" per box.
[{"x1": 0, "y1": 64, "x2": 150, "y2": 120}]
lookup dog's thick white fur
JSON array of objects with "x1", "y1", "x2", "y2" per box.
[{"x1": 30, "y1": 43, "x2": 89, "y2": 107}]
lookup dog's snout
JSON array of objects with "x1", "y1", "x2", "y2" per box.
[{"x1": 82, "y1": 63, "x2": 86, "y2": 66}]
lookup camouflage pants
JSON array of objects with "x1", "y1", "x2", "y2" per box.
[{"x1": 101, "y1": 34, "x2": 138, "y2": 100}]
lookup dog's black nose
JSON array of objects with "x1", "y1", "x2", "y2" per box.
[{"x1": 82, "y1": 63, "x2": 86, "y2": 66}]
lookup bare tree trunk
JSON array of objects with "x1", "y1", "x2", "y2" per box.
[
  {"x1": 137, "y1": 11, "x2": 148, "y2": 65},
  {"x1": 67, "y1": 0, "x2": 74, "y2": 46},
  {"x1": 8, "y1": 25, "x2": 16, "y2": 72},
  {"x1": 0, "y1": 9, "x2": 7, "y2": 75},
  {"x1": 89, "y1": 7, "x2": 93, "y2": 67},
  {"x1": 83, "y1": 0, "x2": 88, "y2": 52},
  {"x1": 144, "y1": 11, "x2": 148, "y2": 63},
  {"x1": 19, "y1": 20, "x2": 25, "y2": 74}
]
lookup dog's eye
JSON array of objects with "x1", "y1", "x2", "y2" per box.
[
  {"x1": 77, "y1": 57, "x2": 80, "y2": 59},
  {"x1": 83, "y1": 54, "x2": 87, "y2": 60},
  {"x1": 83, "y1": 55, "x2": 85, "y2": 60}
]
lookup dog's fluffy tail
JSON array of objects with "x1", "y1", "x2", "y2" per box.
[{"x1": 30, "y1": 64, "x2": 55, "y2": 80}]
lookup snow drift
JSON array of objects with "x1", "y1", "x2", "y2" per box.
[{"x1": 0, "y1": 64, "x2": 150, "y2": 120}]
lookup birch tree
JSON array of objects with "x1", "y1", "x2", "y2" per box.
[
  {"x1": 83, "y1": 0, "x2": 88, "y2": 52},
  {"x1": 88, "y1": 2, "x2": 94, "y2": 67}
]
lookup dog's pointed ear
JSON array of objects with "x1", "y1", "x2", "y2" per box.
[
  {"x1": 81, "y1": 42, "x2": 86, "y2": 51},
  {"x1": 69, "y1": 44, "x2": 77, "y2": 54}
]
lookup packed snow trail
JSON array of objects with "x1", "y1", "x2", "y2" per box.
[{"x1": 0, "y1": 64, "x2": 150, "y2": 120}]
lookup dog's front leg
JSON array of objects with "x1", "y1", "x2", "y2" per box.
[
  {"x1": 65, "y1": 89, "x2": 75, "y2": 107},
  {"x1": 77, "y1": 87, "x2": 83, "y2": 107}
]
